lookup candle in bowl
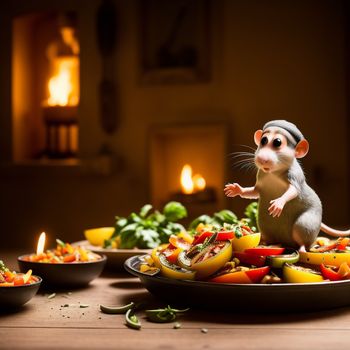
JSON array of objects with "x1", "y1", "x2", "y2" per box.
[{"x1": 18, "y1": 232, "x2": 106, "y2": 288}]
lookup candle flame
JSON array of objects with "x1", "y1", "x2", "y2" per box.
[
  {"x1": 36, "y1": 232, "x2": 46, "y2": 255},
  {"x1": 180, "y1": 165, "x2": 206, "y2": 194},
  {"x1": 180, "y1": 164, "x2": 194, "y2": 194}
]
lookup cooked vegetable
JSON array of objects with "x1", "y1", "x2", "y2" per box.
[
  {"x1": 24, "y1": 240, "x2": 101, "y2": 263},
  {"x1": 233, "y1": 251, "x2": 267, "y2": 267},
  {"x1": 125, "y1": 309, "x2": 141, "y2": 330},
  {"x1": 242, "y1": 201, "x2": 259, "y2": 232},
  {"x1": 188, "y1": 209, "x2": 238, "y2": 231},
  {"x1": 299, "y1": 251, "x2": 350, "y2": 267},
  {"x1": 209, "y1": 266, "x2": 270, "y2": 284},
  {"x1": 283, "y1": 264, "x2": 324, "y2": 283},
  {"x1": 245, "y1": 247, "x2": 285, "y2": 256},
  {"x1": 100, "y1": 302, "x2": 135, "y2": 314},
  {"x1": 320, "y1": 263, "x2": 350, "y2": 281},
  {"x1": 104, "y1": 202, "x2": 187, "y2": 249},
  {"x1": 265, "y1": 249, "x2": 299, "y2": 268},
  {"x1": 145, "y1": 306, "x2": 189, "y2": 323},
  {"x1": 178, "y1": 240, "x2": 232, "y2": 279},
  {"x1": 231, "y1": 232, "x2": 261, "y2": 252},
  {"x1": 159, "y1": 254, "x2": 196, "y2": 280},
  {"x1": 0, "y1": 261, "x2": 37, "y2": 287}
]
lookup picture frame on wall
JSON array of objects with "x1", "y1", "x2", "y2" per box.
[{"x1": 139, "y1": 0, "x2": 211, "y2": 85}]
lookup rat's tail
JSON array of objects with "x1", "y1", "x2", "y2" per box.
[{"x1": 320, "y1": 223, "x2": 350, "y2": 237}]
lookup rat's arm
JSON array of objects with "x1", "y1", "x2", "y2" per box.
[
  {"x1": 224, "y1": 183, "x2": 259, "y2": 199},
  {"x1": 268, "y1": 184, "x2": 298, "y2": 217}
]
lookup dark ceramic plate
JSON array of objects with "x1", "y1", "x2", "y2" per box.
[
  {"x1": 74, "y1": 240, "x2": 151, "y2": 272},
  {"x1": 125, "y1": 255, "x2": 350, "y2": 312},
  {"x1": 18, "y1": 254, "x2": 106, "y2": 288},
  {"x1": 0, "y1": 276, "x2": 42, "y2": 309}
]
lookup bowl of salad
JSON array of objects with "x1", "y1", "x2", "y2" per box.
[
  {"x1": 80, "y1": 202, "x2": 189, "y2": 271},
  {"x1": 18, "y1": 239, "x2": 106, "y2": 288},
  {"x1": 0, "y1": 260, "x2": 42, "y2": 308}
]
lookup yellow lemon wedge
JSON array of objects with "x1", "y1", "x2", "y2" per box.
[{"x1": 84, "y1": 227, "x2": 115, "y2": 247}]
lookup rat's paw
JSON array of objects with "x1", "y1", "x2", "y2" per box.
[
  {"x1": 224, "y1": 183, "x2": 242, "y2": 198},
  {"x1": 268, "y1": 198, "x2": 285, "y2": 218}
]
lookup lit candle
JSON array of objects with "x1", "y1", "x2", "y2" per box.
[{"x1": 36, "y1": 232, "x2": 46, "y2": 255}]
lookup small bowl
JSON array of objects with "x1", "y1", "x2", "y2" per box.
[
  {"x1": 74, "y1": 240, "x2": 151, "y2": 272},
  {"x1": 0, "y1": 275, "x2": 42, "y2": 309},
  {"x1": 18, "y1": 254, "x2": 106, "y2": 288}
]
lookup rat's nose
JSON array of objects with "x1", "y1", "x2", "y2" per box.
[{"x1": 256, "y1": 155, "x2": 270, "y2": 165}]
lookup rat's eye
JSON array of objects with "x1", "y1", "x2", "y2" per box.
[
  {"x1": 260, "y1": 136, "x2": 268, "y2": 146},
  {"x1": 273, "y1": 138, "x2": 282, "y2": 148}
]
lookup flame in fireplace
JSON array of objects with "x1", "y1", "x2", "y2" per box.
[
  {"x1": 47, "y1": 59, "x2": 76, "y2": 106},
  {"x1": 180, "y1": 164, "x2": 206, "y2": 194}
]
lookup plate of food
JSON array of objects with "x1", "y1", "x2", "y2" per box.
[
  {"x1": 18, "y1": 238, "x2": 106, "y2": 288},
  {"x1": 80, "y1": 202, "x2": 190, "y2": 271},
  {"x1": 124, "y1": 222, "x2": 350, "y2": 312},
  {"x1": 0, "y1": 260, "x2": 42, "y2": 308}
]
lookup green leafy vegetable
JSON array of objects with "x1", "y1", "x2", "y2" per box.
[
  {"x1": 243, "y1": 201, "x2": 259, "y2": 232},
  {"x1": 188, "y1": 209, "x2": 238, "y2": 233},
  {"x1": 104, "y1": 202, "x2": 188, "y2": 249}
]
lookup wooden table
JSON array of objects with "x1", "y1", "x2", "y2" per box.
[{"x1": 1, "y1": 251, "x2": 350, "y2": 350}]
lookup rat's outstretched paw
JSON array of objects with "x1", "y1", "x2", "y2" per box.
[
  {"x1": 224, "y1": 183, "x2": 242, "y2": 198},
  {"x1": 268, "y1": 198, "x2": 285, "y2": 217}
]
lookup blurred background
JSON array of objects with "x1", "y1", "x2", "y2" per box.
[{"x1": 1, "y1": 0, "x2": 349, "y2": 250}]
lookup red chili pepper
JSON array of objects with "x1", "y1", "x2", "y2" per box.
[
  {"x1": 244, "y1": 247, "x2": 285, "y2": 256},
  {"x1": 233, "y1": 251, "x2": 267, "y2": 267}
]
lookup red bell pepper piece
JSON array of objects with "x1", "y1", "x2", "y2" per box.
[
  {"x1": 233, "y1": 251, "x2": 266, "y2": 267},
  {"x1": 245, "y1": 247, "x2": 285, "y2": 256},
  {"x1": 336, "y1": 238, "x2": 350, "y2": 251},
  {"x1": 163, "y1": 248, "x2": 182, "y2": 264},
  {"x1": 13, "y1": 275, "x2": 25, "y2": 286},
  {"x1": 320, "y1": 263, "x2": 350, "y2": 281},
  {"x1": 192, "y1": 231, "x2": 235, "y2": 246},
  {"x1": 209, "y1": 266, "x2": 270, "y2": 284}
]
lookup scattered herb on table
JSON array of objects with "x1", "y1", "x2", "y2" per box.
[
  {"x1": 125, "y1": 309, "x2": 141, "y2": 330},
  {"x1": 145, "y1": 306, "x2": 189, "y2": 323},
  {"x1": 100, "y1": 302, "x2": 135, "y2": 314}
]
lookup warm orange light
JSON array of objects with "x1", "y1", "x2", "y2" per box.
[
  {"x1": 181, "y1": 164, "x2": 194, "y2": 194},
  {"x1": 47, "y1": 58, "x2": 78, "y2": 107},
  {"x1": 36, "y1": 232, "x2": 46, "y2": 255},
  {"x1": 180, "y1": 165, "x2": 206, "y2": 194},
  {"x1": 193, "y1": 174, "x2": 206, "y2": 191}
]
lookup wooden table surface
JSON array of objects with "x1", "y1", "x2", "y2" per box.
[{"x1": 1, "y1": 251, "x2": 350, "y2": 350}]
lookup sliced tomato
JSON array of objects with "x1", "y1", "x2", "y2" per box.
[
  {"x1": 233, "y1": 251, "x2": 266, "y2": 267},
  {"x1": 245, "y1": 247, "x2": 285, "y2": 256},
  {"x1": 209, "y1": 266, "x2": 270, "y2": 284}
]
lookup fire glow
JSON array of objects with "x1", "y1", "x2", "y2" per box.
[
  {"x1": 180, "y1": 164, "x2": 206, "y2": 194},
  {"x1": 36, "y1": 232, "x2": 46, "y2": 255},
  {"x1": 47, "y1": 59, "x2": 78, "y2": 107}
]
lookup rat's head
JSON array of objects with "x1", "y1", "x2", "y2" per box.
[{"x1": 254, "y1": 120, "x2": 309, "y2": 173}]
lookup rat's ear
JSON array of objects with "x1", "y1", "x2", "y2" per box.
[
  {"x1": 295, "y1": 139, "x2": 309, "y2": 158},
  {"x1": 254, "y1": 130, "x2": 263, "y2": 146}
]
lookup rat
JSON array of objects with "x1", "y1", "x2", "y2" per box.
[{"x1": 224, "y1": 120, "x2": 350, "y2": 251}]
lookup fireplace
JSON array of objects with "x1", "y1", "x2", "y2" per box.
[
  {"x1": 12, "y1": 11, "x2": 80, "y2": 162},
  {"x1": 150, "y1": 124, "x2": 228, "y2": 220}
]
